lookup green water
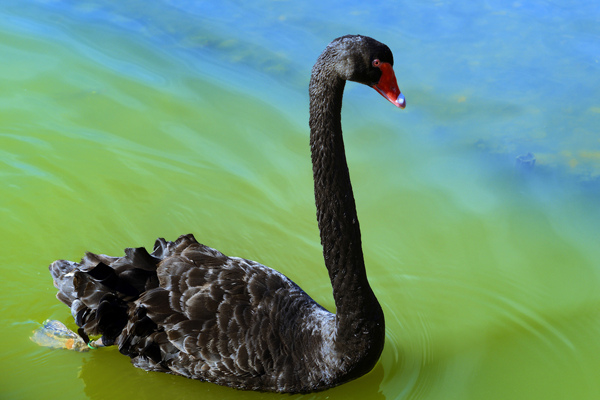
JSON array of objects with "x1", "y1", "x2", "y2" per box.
[{"x1": 2, "y1": 1, "x2": 600, "y2": 399}]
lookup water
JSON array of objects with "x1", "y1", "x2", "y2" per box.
[{"x1": 1, "y1": 1, "x2": 600, "y2": 399}]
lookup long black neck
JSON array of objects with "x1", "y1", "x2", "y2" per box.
[{"x1": 308, "y1": 55, "x2": 384, "y2": 367}]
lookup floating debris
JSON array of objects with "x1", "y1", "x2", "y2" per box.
[
  {"x1": 30, "y1": 319, "x2": 89, "y2": 352},
  {"x1": 516, "y1": 153, "x2": 536, "y2": 171}
]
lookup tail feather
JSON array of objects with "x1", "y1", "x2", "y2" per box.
[
  {"x1": 49, "y1": 259, "x2": 79, "y2": 307},
  {"x1": 48, "y1": 241, "x2": 169, "y2": 345}
]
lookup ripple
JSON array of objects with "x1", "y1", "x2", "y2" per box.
[{"x1": 382, "y1": 301, "x2": 439, "y2": 399}]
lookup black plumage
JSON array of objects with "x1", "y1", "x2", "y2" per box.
[{"x1": 49, "y1": 35, "x2": 404, "y2": 393}]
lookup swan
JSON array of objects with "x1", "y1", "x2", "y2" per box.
[{"x1": 48, "y1": 34, "x2": 405, "y2": 393}]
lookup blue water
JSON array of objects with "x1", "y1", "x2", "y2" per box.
[{"x1": 4, "y1": 0, "x2": 599, "y2": 172}]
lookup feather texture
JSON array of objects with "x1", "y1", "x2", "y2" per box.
[
  {"x1": 48, "y1": 34, "x2": 403, "y2": 393},
  {"x1": 51, "y1": 234, "x2": 338, "y2": 392}
]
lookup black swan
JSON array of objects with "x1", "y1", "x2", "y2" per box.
[{"x1": 47, "y1": 35, "x2": 405, "y2": 393}]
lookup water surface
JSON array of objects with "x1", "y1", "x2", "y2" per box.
[{"x1": 1, "y1": 1, "x2": 600, "y2": 399}]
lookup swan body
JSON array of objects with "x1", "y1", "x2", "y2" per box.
[{"x1": 49, "y1": 35, "x2": 404, "y2": 393}]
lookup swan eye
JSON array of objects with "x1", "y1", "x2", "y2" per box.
[{"x1": 372, "y1": 59, "x2": 381, "y2": 67}]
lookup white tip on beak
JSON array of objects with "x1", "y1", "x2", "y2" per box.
[{"x1": 395, "y1": 93, "x2": 406, "y2": 109}]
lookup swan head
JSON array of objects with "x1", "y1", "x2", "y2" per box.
[{"x1": 328, "y1": 35, "x2": 406, "y2": 109}]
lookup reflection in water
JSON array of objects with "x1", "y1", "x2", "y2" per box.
[{"x1": 78, "y1": 348, "x2": 386, "y2": 400}]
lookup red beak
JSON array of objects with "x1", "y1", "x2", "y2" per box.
[{"x1": 372, "y1": 62, "x2": 405, "y2": 109}]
